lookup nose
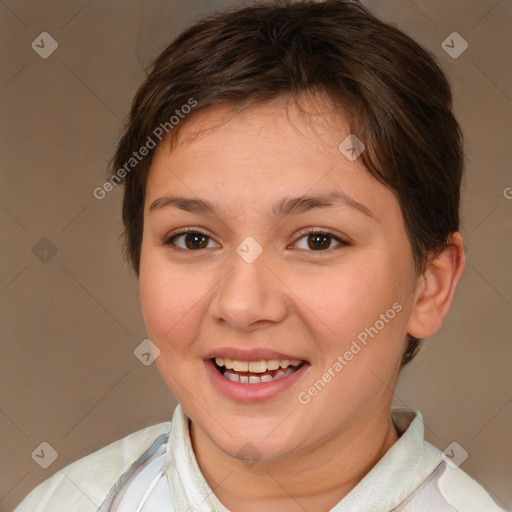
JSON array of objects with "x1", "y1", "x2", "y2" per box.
[{"x1": 209, "y1": 245, "x2": 288, "y2": 332}]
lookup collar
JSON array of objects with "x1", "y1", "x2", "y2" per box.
[
  {"x1": 163, "y1": 404, "x2": 442, "y2": 512},
  {"x1": 331, "y1": 408, "x2": 442, "y2": 511}
]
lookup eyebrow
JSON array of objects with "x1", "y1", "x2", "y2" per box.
[{"x1": 148, "y1": 190, "x2": 374, "y2": 220}]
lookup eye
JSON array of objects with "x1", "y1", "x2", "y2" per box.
[
  {"x1": 163, "y1": 228, "x2": 349, "y2": 252},
  {"x1": 292, "y1": 229, "x2": 349, "y2": 251},
  {"x1": 164, "y1": 228, "x2": 220, "y2": 251}
]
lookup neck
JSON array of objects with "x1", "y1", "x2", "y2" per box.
[{"x1": 190, "y1": 404, "x2": 401, "y2": 512}]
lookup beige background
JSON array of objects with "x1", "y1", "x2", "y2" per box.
[{"x1": 1, "y1": 0, "x2": 511, "y2": 510}]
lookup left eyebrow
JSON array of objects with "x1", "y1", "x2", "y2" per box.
[
  {"x1": 270, "y1": 191, "x2": 374, "y2": 220},
  {"x1": 148, "y1": 190, "x2": 375, "y2": 220}
]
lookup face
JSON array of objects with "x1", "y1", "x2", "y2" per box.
[{"x1": 139, "y1": 97, "x2": 420, "y2": 462}]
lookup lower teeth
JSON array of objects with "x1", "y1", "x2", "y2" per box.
[{"x1": 222, "y1": 366, "x2": 297, "y2": 384}]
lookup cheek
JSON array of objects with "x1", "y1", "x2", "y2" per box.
[
  {"x1": 292, "y1": 263, "x2": 408, "y2": 405},
  {"x1": 138, "y1": 249, "x2": 208, "y2": 352},
  {"x1": 288, "y1": 257, "x2": 401, "y2": 344}
]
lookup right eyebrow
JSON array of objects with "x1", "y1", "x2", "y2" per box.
[{"x1": 149, "y1": 195, "x2": 213, "y2": 215}]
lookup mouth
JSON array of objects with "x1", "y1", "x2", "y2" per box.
[{"x1": 212, "y1": 357, "x2": 307, "y2": 384}]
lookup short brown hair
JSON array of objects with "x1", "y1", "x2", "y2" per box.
[{"x1": 109, "y1": 0, "x2": 464, "y2": 367}]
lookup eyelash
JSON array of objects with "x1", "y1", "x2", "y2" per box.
[{"x1": 163, "y1": 227, "x2": 350, "y2": 253}]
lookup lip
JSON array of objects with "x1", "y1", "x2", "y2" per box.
[
  {"x1": 203, "y1": 347, "x2": 307, "y2": 362},
  {"x1": 205, "y1": 358, "x2": 310, "y2": 403}
]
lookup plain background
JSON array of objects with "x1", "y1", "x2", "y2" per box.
[{"x1": 1, "y1": 0, "x2": 511, "y2": 510}]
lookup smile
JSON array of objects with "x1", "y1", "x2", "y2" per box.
[{"x1": 213, "y1": 357, "x2": 305, "y2": 384}]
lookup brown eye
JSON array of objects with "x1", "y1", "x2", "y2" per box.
[
  {"x1": 307, "y1": 233, "x2": 331, "y2": 250},
  {"x1": 165, "y1": 230, "x2": 219, "y2": 250},
  {"x1": 293, "y1": 231, "x2": 348, "y2": 251}
]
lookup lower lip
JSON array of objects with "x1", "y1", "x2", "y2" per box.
[{"x1": 204, "y1": 359, "x2": 310, "y2": 403}]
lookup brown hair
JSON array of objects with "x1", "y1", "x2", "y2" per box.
[{"x1": 109, "y1": 0, "x2": 464, "y2": 367}]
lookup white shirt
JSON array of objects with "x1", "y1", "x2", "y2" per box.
[{"x1": 14, "y1": 405, "x2": 507, "y2": 512}]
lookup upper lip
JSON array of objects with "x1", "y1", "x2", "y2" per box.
[{"x1": 204, "y1": 347, "x2": 308, "y2": 362}]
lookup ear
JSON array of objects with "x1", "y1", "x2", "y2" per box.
[{"x1": 406, "y1": 232, "x2": 466, "y2": 339}]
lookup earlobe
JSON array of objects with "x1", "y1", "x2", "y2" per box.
[{"x1": 406, "y1": 232, "x2": 466, "y2": 339}]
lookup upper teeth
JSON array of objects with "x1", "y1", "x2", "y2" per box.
[{"x1": 215, "y1": 357, "x2": 302, "y2": 373}]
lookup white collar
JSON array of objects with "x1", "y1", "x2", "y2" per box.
[{"x1": 163, "y1": 404, "x2": 442, "y2": 511}]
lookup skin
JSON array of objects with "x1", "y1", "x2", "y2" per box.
[{"x1": 139, "y1": 96, "x2": 465, "y2": 511}]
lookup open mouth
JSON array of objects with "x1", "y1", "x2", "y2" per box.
[{"x1": 212, "y1": 357, "x2": 307, "y2": 384}]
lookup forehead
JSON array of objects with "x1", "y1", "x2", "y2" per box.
[
  {"x1": 144, "y1": 98, "x2": 401, "y2": 224},
  {"x1": 165, "y1": 96, "x2": 351, "y2": 162}
]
